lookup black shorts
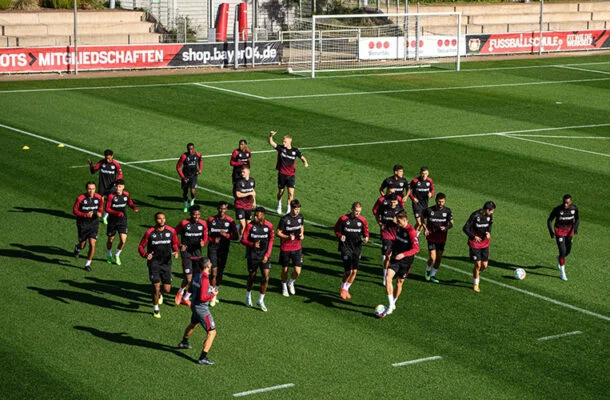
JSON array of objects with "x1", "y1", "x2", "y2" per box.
[
  {"x1": 235, "y1": 208, "x2": 252, "y2": 221},
  {"x1": 412, "y1": 202, "x2": 427, "y2": 219},
  {"x1": 279, "y1": 249, "x2": 303, "y2": 267},
  {"x1": 277, "y1": 173, "x2": 296, "y2": 189},
  {"x1": 148, "y1": 260, "x2": 172, "y2": 284},
  {"x1": 247, "y1": 258, "x2": 270, "y2": 273},
  {"x1": 208, "y1": 244, "x2": 229, "y2": 269},
  {"x1": 99, "y1": 183, "x2": 115, "y2": 197},
  {"x1": 182, "y1": 175, "x2": 198, "y2": 189},
  {"x1": 191, "y1": 307, "x2": 216, "y2": 331},
  {"x1": 181, "y1": 249, "x2": 202, "y2": 275},
  {"x1": 427, "y1": 241, "x2": 446, "y2": 252},
  {"x1": 381, "y1": 239, "x2": 393, "y2": 255},
  {"x1": 469, "y1": 247, "x2": 489, "y2": 262},
  {"x1": 106, "y1": 219, "x2": 128, "y2": 237},
  {"x1": 389, "y1": 256, "x2": 414, "y2": 279},
  {"x1": 341, "y1": 249, "x2": 361, "y2": 271},
  {"x1": 77, "y1": 221, "x2": 99, "y2": 242}
]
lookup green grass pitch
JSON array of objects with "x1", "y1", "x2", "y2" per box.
[{"x1": 0, "y1": 54, "x2": 609, "y2": 399}]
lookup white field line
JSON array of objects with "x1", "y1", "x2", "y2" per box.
[
  {"x1": 501, "y1": 134, "x2": 610, "y2": 158},
  {"x1": 69, "y1": 123, "x2": 610, "y2": 168},
  {"x1": 392, "y1": 356, "x2": 442, "y2": 367},
  {"x1": 537, "y1": 331, "x2": 583, "y2": 341},
  {"x1": 193, "y1": 82, "x2": 267, "y2": 99},
  {"x1": 555, "y1": 65, "x2": 610, "y2": 75},
  {"x1": 508, "y1": 135, "x2": 610, "y2": 139},
  {"x1": 233, "y1": 383, "x2": 295, "y2": 397},
  {"x1": 3, "y1": 122, "x2": 610, "y2": 322},
  {"x1": 262, "y1": 77, "x2": 610, "y2": 100}
]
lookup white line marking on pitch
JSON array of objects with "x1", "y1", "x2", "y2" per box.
[
  {"x1": 2, "y1": 122, "x2": 609, "y2": 322},
  {"x1": 193, "y1": 82, "x2": 268, "y2": 99},
  {"x1": 501, "y1": 134, "x2": 610, "y2": 158},
  {"x1": 233, "y1": 383, "x2": 295, "y2": 397},
  {"x1": 537, "y1": 331, "x2": 583, "y2": 341},
  {"x1": 508, "y1": 135, "x2": 610, "y2": 139},
  {"x1": 555, "y1": 65, "x2": 610, "y2": 75},
  {"x1": 392, "y1": 356, "x2": 442, "y2": 367}
]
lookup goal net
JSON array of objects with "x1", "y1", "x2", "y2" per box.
[{"x1": 285, "y1": 12, "x2": 463, "y2": 77}]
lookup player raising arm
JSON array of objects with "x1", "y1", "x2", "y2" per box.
[{"x1": 268, "y1": 130, "x2": 308, "y2": 215}]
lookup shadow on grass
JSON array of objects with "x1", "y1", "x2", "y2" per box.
[
  {"x1": 1, "y1": 245, "x2": 77, "y2": 268},
  {"x1": 74, "y1": 326, "x2": 194, "y2": 362},
  {"x1": 28, "y1": 285, "x2": 146, "y2": 313},
  {"x1": 10, "y1": 206, "x2": 74, "y2": 220}
]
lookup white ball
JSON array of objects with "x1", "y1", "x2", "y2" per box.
[
  {"x1": 287, "y1": 67, "x2": 294, "y2": 74},
  {"x1": 514, "y1": 268, "x2": 526, "y2": 280},
  {"x1": 374, "y1": 304, "x2": 387, "y2": 318}
]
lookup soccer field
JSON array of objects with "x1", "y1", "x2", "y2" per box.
[{"x1": 1, "y1": 54, "x2": 609, "y2": 399}]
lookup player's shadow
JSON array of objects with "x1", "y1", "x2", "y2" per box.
[
  {"x1": 295, "y1": 283, "x2": 374, "y2": 316},
  {"x1": 74, "y1": 326, "x2": 194, "y2": 362},
  {"x1": 28, "y1": 285, "x2": 146, "y2": 313},
  {"x1": 69, "y1": 277, "x2": 152, "y2": 303},
  {"x1": 1, "y1": 245, "x2": 77, "y2": 268},
  {"x1": 10, "y1": 206, "x2": 74, "y2": 220}
]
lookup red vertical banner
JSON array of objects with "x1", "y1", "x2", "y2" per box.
[
  {"x1": 238, "y1": 2, "x2": 248, "y2": 41},
  {"x1": 216, "y1": 3, "x2": 230, "y2": 42}
]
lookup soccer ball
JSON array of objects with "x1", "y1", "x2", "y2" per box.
[
  {"x1": 374, "y1": 304, "x2": 387, "y2": 318},
  {"x1": 287, "y1": 67, "x2": 294, "y2": 74},
  {"x1": 514, "y1": 268, "x2": 526, "y2": 280}
]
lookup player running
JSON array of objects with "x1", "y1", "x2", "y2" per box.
[
  {"x1": 206, "y1": 201, "x2": 239, "y2": 306},
  {"x1": 379, "y1": 164, "x2": 409, "y2": 198},
  {"x1": 409, "y1": 166, "x2": 434, "y2": 235},
  {"x1": 73, "y1": 181, "x2": 104, "y2": 272},
  {"x1": 462, "y1": 201, "x2": 496, "y2": 293},
  {"x1": 88, "y1": 149, "x2": 122, "y2": 224},
  {"x1": 230, "y1": 139, "x2": 252, "y2": 183},
  {"x1": 177, "y1": 257, "x2": 218, "y2": 366},
  {"x1": 175, "y1": 205, "x2": 209, "y2": 307},
  {"x1": 104, "y1": 179, "x2": 138, "y2": 266},
  {"x1": 241, "y1": 207, "x2": 275, "y2": 312},
  {"x1": 385, "y1": 211, "x2": 419, "y2": 316},
  {"x1": 277, "y1": 199, "x2": 304, "y2": 297},
  {"x1": 138, "y1": 212, "x2": 180, "y2": 318},
  {"x1": 233, "y1": 164, "x2": 256, "y2": 237},
  {"x1": 268, "y1": 130, "x2": 308, "y2": 215},
  {"x1": 372, "y1": 192, "x2": 404, "y2": 285},
  {"x1": 547, "y1": 194, "x2": 579, "y2": 281},
  {"x1": 334, "y1": 202, "x2": 370, "y2": 300},
  {"x1": 422, "y1": 193, "x2": 453, "y2": 283},
  {"x1": 176, "y1": 143, "x2": 203, "y2": 212}
]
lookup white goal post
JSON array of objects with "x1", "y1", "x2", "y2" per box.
[{"x1": 285, "y1": 12, "x2": 463, "y2": 78}]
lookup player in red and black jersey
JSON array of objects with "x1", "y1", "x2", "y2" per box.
[
  {"x1": 138, "y1": 212, "x2": 180, "y2": 318},
  {"x1": 372, "y1": 192, "x2": 404, "y2": 285},
  {"x1": 409, "y1": 166, "x2": 434, "y2": 235},
  {"x1": 277, "y1": 199, "x2": 305, "y2": 297},
  {"x1": 206, "y1": 201, "x2": 239, "y2": 306},
  {"x1": 88, "y1": 149, "x2": 122, "y2": 224},
  {"x1": 385, "y1": 211, "x2": 419, "y2": 316},
  {"x1": 104, "y1": 179, "x2": 138, "y2": 266},
  {"x1": 268, "y1": 131, "x2": 309, "y2": 215},
  {"x1": 379, "y1": 164, "x2": 410, "y2": 198},
  {"x1": 422, "y1": 193, "x2": 453, "y2": 283},
  {"x1": 230, "y1": 139, "x2": 251, "y2": 183},
  {"x1": 176, "y1": 143, "x2": 203, "y2": 213},
  {"x1": 73, "y1": 181, "x2": 104, "y2": 272},
  {"x1": 463, "y1": 201, "x2": 496, "y2": 293},
  {"x1": 177, "y1": 257, "x2": 218, "y2": 365},
  {"x1": 334, "y1": 202, "x2": 370, "y2": 300},
  {"x1": 233, "y1": 164, "x2": 256, "y2": 237},
  {"x1": 547, "y1": 194, "x2": 579, "y2": 281},
  {"x1": 174, "y1": 205, "x2": 208, "y2": 308},
  {"x1": 241, "y1": 207, "x2": 275, "y2": 312}
]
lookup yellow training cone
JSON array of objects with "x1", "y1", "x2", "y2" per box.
[
  {"x1": 22, "y1": 145, "x2": 30, "y2": 150},
  {"x1": 57, "y1": 143, "x2": 65, "y2": 148}
]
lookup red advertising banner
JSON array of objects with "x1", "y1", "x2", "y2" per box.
[
  {"x1": 0, "y1": 42, "x2": 282, "y2": 74},
  {"x1": 466, "y1": 30, "x2": 610, "y2": 55}
]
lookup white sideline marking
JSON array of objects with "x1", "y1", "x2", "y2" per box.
[
  {"x1": 501, "y1": 134, "x2": 610, "y2": 158},
  {"x1": 71, "y1": 123, "x2": 610, "y2": 167},
  {"x1": 392, "y1": 356, "x2": 442, "y2": 367},
  {"x1": 193, "y1": 82, "x2": 267, "y2": 99},
  {"x1": 264, "y1": 78, "x2": 610, "y2": 100},
  {"x1": 508, "y1": 135, "x2": 610, "y2": 139},
  {"x1": 555, "y1": 65, "x2": 610, "y2": 75},
  {"x1": 3, "y1": 122, "x2": 610, "y2": 322},
  {"x1": 537, "y1": 331, "x2": 583, "y2": 341},
  {"x1": 233, "y1": 383, "x2": 295, "y2": 397}
]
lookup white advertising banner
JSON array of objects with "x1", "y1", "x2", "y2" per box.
[
  {"x1": 359, "y1": 37, "x2": 404, "y2": 60},
  {"x1": 359, "y1": 36, "x2": 466, "y2": 60}
]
